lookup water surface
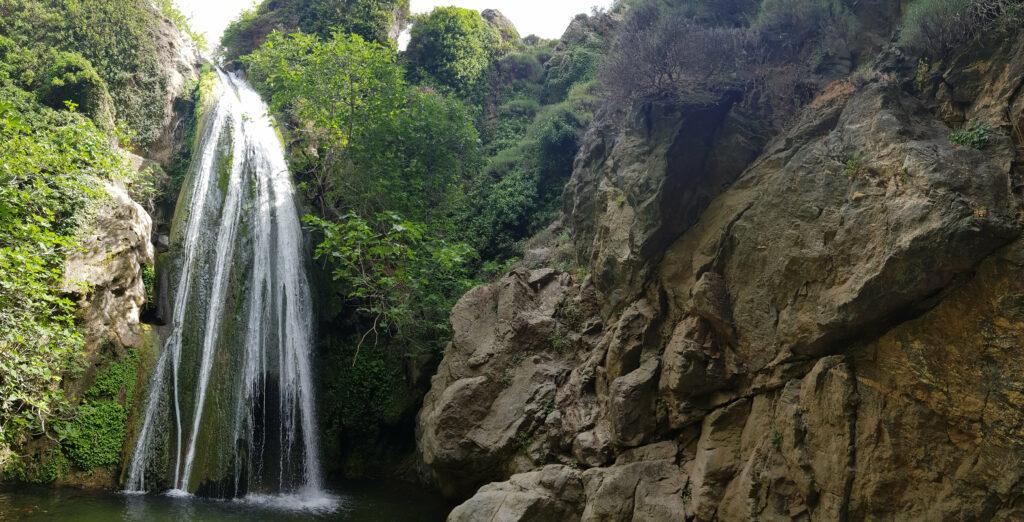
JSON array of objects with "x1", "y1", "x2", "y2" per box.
[{"x1": 0, "y1": 482, "x2": 452, "y2": 521}]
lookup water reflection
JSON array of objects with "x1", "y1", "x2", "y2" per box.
[{"x1": 0, "y1": 481, "x2": 452, "y2": 521}]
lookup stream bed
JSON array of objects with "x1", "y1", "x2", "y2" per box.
[{"x1": 0, "y1": 481, "x2": 452, "y2": 521}]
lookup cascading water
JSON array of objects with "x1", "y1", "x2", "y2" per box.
[{"x1": 125, "y1": 71, "x2": 329, "y2": 506}]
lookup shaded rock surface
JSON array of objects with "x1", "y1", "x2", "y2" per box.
[{"x1": 419, "y1": 29, "x2": 1024, "y2": 521}]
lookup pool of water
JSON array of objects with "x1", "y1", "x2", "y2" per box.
[{"x1": 0, "y1": 481, "x2": 453, "y2": 521}]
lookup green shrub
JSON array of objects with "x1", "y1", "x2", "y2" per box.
[
  {"x1": 56, "y1": 400, "x2": 127, "y2": 470},
  {"x1": 543, "y1": 42, "x2": 602, "y2": 103},
  {"x1": 220, "y1": 0, "x2": 409, "y2": 61},
  {"x1": 1, "y1": 447, "x2": 69, "y2": 484},
  {"x1": 301, "y1": 0, "x2": 410, "y2": 44},
  {"x1": 843, "y1": 152, "x2": 868, "y2": 178},
  {"x1": 319, "y1": 342, "x2": 405, "y2": 435},
  {"x1": 86, "y1": 350, "x2": 140, "y2": 407},
  {"x1": 497, "y1": 51, "x2": 544, "y2": 83},
  {"x1": 0, "y1": 0, "x2": 171, "y2": 145},
  {"x1": 405, "y1": 6, "x2": 502, "y2": 97},
  {"x1": 38, "y1": 52, "x2": 114, "y2": 130},
  {"x1": 950, "y1": 120, "x2": 993, "y2": 149},
  {"x1": 499, "y1": 97, "x2": 541, "y2": 118}
]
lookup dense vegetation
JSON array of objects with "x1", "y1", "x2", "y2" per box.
[
  {"x1": 899, "y1": 0, "x2": 1024, "y2": 56},
  {"x1": 220, "y1": 0, "x2": 411, "y2": 62},
  {"x1": 228, "y1": 0, "x2": 610, "y2": 470},
  {"x1": 0, "y1": 0, "x2": 193, "y2": 145},
  {"x1": 0, "y1": 0, "x2": 195, "y2": 481}
]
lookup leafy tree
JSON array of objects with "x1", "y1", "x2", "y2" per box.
[
  {"x1": 246, "y1": 31, "x2": 480, "y2": 223},
  {"x1": 305, "y1": 213, "x2": 476, "y2": 359},
  {"x1": 220, "y1": 0, "x2": 410, "y2": 62},
  {"x1": 301, "y1": 0, "x2": 410, "y2": 43},
  {"x1": 405, "y1": 7, "x2": 501, "y2": 97}
]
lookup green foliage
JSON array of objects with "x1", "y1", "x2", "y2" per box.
[
  {"x1": 38, "y1": 52, "x2": 114, "y2": 130},
  {"x1": 843, "y1": 152, "x2": 868, "y2": 178},
  {"x1": 52, "y1": 349, "x2": 138, "y2": 472},
  {"x1": 0, "y1": 84, "x2": 128, "y2": 468},
  {"x1": 306, "y1": 213, "x2": 476, "y2": 357},
  {"x1": 220, "y1": 0, "x2": 410, "y2": 62},
  {"x1": 465, "y1": 81, "x2": 597, "y2": 259},
  {"x1": 320, "y1": 341, "x2": 405, "y2": 435},
  {"x1": 142, "y1": 263, "x2": 157, "y2": 314},
  {"x1": 542, "y1": 33, "x2": 603, "y2": 103},
  {"x1": 950, "y1": 120, "x2": 993, "y2": 149},
  {"x1": 405, "y1": 7, "x2": 502, "y2": 97},
  {"x1": 55, "y1": 400, "x2": 127, "y2": 470},
  {"x1": 247, "y1": 31, "x2": 404, "y2": 150},
  {"x1": 219, "y1": 8, "x2": 263, "y2": 62},
  {"x1": 1, "y1": 447, "x2": 69, "y2": 484},
  {"x1": 86, "y1": 350, "x2": 140, "y2": 408},
  {"x1": 0, "y1": 0, "x2": 170, "y2": 145},
  {"x1": 246, "y1": 31, "x2": 480, "y2": 221},
  {"x1": 301, "y1": 0, "x2": 410, "y2": 44}
]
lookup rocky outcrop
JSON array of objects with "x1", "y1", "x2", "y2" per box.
[
  {"x1": 419, "y1": 27, "x2": 1024, "y2": 522},
  {"x1": 141, "y1": 14, "x2": 202, "y2": 167},
  {"x1": 482, "y1": 9, "x2": 519, "y2": 44},
  {"x1": 63, "y1": 182, "x2": 154, "y2": 358}
]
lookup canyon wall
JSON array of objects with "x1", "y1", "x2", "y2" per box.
[{"x1": 418, "y1": 18, "x2": 1024, "y2": 521}]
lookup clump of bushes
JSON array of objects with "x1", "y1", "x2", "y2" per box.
[
  {"x1": 50, "y1": 349, "x2": 139, "y2": 473},
  {"x1": 900, "y1": 0, "x2": 1024, "y2": 57},
  {"x1": 56, "y1": 400, "x2": 128, "y2": 470},
  {"x1": 405, "y1": 6, "x2": 503, "y2": 97},
  {"x1": 0, "y1": 0, "x2": 174, "y2": 146},
  {"x1": 38, "y1": 52, "x2": 115, "y2": 131}
]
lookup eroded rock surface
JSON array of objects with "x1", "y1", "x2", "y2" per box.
[
  {"x1": 63, "y1": 182, "x2": 154, "y2": 357},
  {"x1": 420, "y1": 31, "x2": 1024, "y2": 521}
]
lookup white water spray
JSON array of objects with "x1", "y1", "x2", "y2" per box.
[{"x1": 125, "y1": 71, "x2": 328, "y2": 505}]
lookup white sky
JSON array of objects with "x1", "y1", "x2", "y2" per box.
[{"x1": 172, "y1": 0, "x2": 614, "y2": 48}]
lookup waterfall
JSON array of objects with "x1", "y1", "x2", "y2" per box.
[{"x1": 125, "y1": 71, "x2": 327, "y2": 504}]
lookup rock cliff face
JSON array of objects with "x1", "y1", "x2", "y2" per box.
[
  {"x1": 63, "y1": 183, "x2": 155, "y2": 359},
  {"x1": 418, "y1": 25, "x2": 1024, "y2": 522}
]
